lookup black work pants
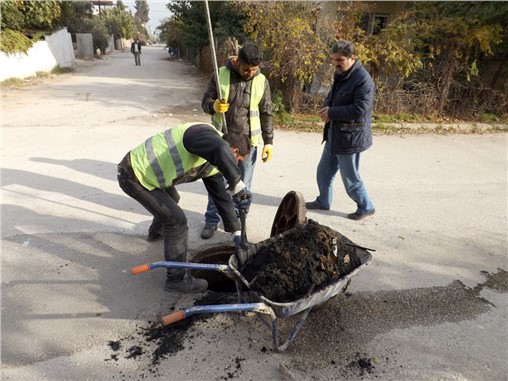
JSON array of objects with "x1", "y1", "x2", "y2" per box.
[{"x1": 117, "y1": 153, "x2": 186, "y2": 280}]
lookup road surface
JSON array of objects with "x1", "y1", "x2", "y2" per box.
[{"x1": 2, "y1": 46, "x2": 507, "y2": 381}]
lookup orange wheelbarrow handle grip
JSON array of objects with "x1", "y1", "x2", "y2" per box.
[
  {"x1": 131, "y1": 264, "x2": 150, "y2": 275},
  {"x1": 161, "y1": 310, "x2": 186, "y2": 326}
]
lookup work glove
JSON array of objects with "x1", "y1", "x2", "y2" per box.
[
  {"x1": 226, "y1": 180, "x2": 252, "y2": 214},
  {"x1": 262, "y1": 144, "x2": 273, "y2": 163},
  {"x1": 232, "y1": 188, "x2": 252, "y2": 215},
  {"x1": 213, "y1": 99, "x2": 229, "y2": 114}
]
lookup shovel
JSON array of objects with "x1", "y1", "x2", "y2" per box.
[{"x1": 235, "y1": 209, "x2": 248, "y2": 265}]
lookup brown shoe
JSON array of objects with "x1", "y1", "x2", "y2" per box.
[{"x1": 347, "y1": 209, "x2": 376, "y2": 221}]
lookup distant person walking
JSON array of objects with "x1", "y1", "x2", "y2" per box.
[
  {"x1": 306, "y1": 40, "x2": 376, "y2": 220},
  {"x1": 131, "y1": 38, "x2": 142, "y2": 66}
]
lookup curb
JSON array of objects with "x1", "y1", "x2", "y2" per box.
[{"x1": 372, "y1": 122, "x2": 508, "y2": 133}]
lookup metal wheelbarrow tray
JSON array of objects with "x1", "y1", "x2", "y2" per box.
[{"x1": 132, "y1": 222, "x2": 372, "y2": 352}]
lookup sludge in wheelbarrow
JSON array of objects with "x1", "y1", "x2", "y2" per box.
[
  {"x1": 227, "y1": 191, "x2": 373, "y2": 320},
  {"x1": 239, "y1": 218, "x2": 364, "y2": 303}
]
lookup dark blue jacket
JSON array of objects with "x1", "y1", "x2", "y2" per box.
[{"x1": 322, "y1": 60, "x2": 375, "y2": 154}]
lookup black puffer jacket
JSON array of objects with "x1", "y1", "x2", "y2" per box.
[
  {"x1": 322, "y1": 61, "x2": 375, "y2": 154},
  {"x1": 202, "y1": 57, "x2": 273, "y2": 146}
]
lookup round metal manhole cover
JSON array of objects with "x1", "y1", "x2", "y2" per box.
[{"x1": 270, "y1": 190, "x2": 307, "y2": 237}]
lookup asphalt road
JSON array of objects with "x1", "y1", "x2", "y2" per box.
[{"x1": 1, "y1": 46, "x2": 507, "y2": 381}]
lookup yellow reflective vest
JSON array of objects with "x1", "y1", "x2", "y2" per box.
[
  {"x1": 212, "y1": 66, "x2": 265, "y2": 146},
  {"x1": 130, "y1": 123, "x2": 220, "y2": 190}
]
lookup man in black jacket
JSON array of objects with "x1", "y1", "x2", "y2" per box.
[
  {"x1": 130, "y1": 38, "x2": 141, "y2": 66},
  {"x1": 117, "y1": 123, "x2": 252, "y2": 292},
  {"x1": 306, "y1": 41, "x2": 376, "y2": 220},
  {"x1": 200, "y1": 45, "x2": 273, "y2": 239}
]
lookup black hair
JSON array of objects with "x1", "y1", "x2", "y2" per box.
[
  {"x1": 332, "y1": 41, "x2": 355, "y2": 57},
  {"x1": 223, "y1": 133, "x2": 251, "y2": 157},
  {"x1": 238, "y1": 45, "x2": 261, "y2": 66}
]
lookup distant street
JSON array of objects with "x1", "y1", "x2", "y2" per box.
[{"x1": 1, "y1": 46, "x2": 507, "y2": 381}]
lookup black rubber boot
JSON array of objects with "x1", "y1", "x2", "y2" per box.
[{"x1": 164, "y1": 271, "x2": 208, "y2": 293}]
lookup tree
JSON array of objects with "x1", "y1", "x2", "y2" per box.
[
  {"x1": 407, "y1": 1, "x2": 507, "y2": 116},
  {"x1": 162, "y1": 1, "x2": 246, "y2": 59},
  {"x1": 91, "y1": 16, "x2": 109, "y2": 54},
  {"x1": 239, "y1": 1, "x2": 330, "y2": 112},
  {"x1": 58, "y1": 1, "x2": 94, "y2": 34},
  {"x1": 134, "y1": 0, "x2": 149, "y2": 38},
  {"x1": 328, "y1": 1, "x2": 507, "y2": 118},
  {"x1": 102, "y1": 0, "x2": 136, "y2": 40},
  {"x1": 0, "y1": 0, "x2": 62, "y2": 54}
]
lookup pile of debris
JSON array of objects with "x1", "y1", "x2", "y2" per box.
[{"x1": 241, "y1": 219, "x2": 361, "y2": 303}]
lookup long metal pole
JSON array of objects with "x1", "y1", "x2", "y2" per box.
[{"x1": 204, "y1": 0, "x2": 228, "y2": 133}]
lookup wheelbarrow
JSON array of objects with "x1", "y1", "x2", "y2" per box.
[{"x1": 131, "y1": 191, "x2": 374, "y2": 352}]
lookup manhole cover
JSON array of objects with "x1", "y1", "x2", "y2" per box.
[{"x1": 270, "y1": 191, "x2": 307, "y2": 237}]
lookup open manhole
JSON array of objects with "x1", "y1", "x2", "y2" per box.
[{"x1": 190, "y1": 245, "x2": 237, "y2": 292}]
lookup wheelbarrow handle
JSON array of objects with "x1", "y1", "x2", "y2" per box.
[
  {"x1": 161, "y1": 303, "x2": 271, "y2": 326},
  {"x1": 162, "y1": 310, "x2": 186, "y2": 325},
  {"x1": 131, "y1": 261, "x2": 231, "y2": 275},
  {"x1": 131, "y1": 264, "x2": 151, "y2": 275}
]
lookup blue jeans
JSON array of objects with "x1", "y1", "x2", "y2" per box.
[
  {"x1": 204, "y1": 146, "x2": 257, "y2": 225},
  {"x1": 313, "y1": 135, "x2": 374, "y2": 214}
]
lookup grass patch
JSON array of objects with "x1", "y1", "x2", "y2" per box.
[
  {"x1": 51, "y1": 66, "x2": 74, "y2": 74},
  {"x1": 274, "y1": 112, "x2": 323, "y2": 132},
  {"x1": 373, "y1": 113, "x2": 431, "y2": 123},
  {"x1": 1, "y1": 66, "x2": 73, "y2": 88},
  {"x1": 479, "y1": 113, "x2": 500, "y2": 123}
]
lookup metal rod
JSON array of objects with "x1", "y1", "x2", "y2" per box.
[
  {"x1": 345, "y1": 243, "x2": 376, "y2": 252},
  {"x1": 204, "y1": 0, "x2": 228, "y2": 133}
]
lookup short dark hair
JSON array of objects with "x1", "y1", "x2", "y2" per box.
[
  {"x1": 238, "y1": 45, "x2": 261, "y2": 66},
  {"x1": 223, "y1": 133, "x2": 251, "y2": 156},
  {"x1": 332, "y1": 41, "x2": 355, "y2": 57}
]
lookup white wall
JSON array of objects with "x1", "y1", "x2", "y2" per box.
[{"x1": 0, "y1": 28, "x2": 75, "y2": 82}]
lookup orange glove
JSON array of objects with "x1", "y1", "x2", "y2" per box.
[
  {"x1": 213, "y1": 99, "x2": 229, "y2": 113},
  {"x1": 262, "y1": 144, "x2": 273, "y2": 163}
]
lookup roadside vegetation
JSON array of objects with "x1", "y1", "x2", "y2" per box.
[
  {"x1": 0, "y1": 0, "x2": 147, "y2": 56},
  {"x1": 1, "y1": 1, "x2": 507, "y2": 129},
  {"x1": 158, "y1": 1, "x2": 507, "y2": 125}
]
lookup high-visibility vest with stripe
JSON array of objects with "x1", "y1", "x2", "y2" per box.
[
  {"x1": 130, "y1": 123, "x2": 220, "y2": 190},
  {"x1": 212, "y1": 66, "x2": 265, "y2": 146}
]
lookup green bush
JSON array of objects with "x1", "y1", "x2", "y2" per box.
[
  {"x1": 479, "y1": 113, "x2": 500, "y2": 123},
  {"x1": 0, "y1": 29, "x2": 32, "y2": 54}
]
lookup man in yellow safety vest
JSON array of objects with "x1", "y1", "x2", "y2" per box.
[
  {"x1": 117, "y1": 123, "x2": 252, "y2": 293},
  {"x1": 200, "y1": 44, "x2": 274, "y2": 239}
]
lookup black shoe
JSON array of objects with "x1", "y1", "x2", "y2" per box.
[
  {"x1": 147, "y1": 230, "x2": 162, "y2": 242},
  {"x1": 347, "y1": 209, "x2": 376, "y2": 221},
  {"x1": 305, "y1": 201, "x2": 330, "y2": 211},
  {"x1": 164, "y1": 273, "x2": 208, "y2": 293},
  {"x1": 200, "y1": 224, "x2": 217, "y2": 239}
]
